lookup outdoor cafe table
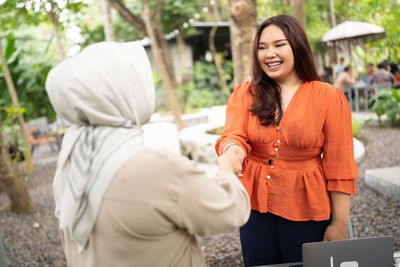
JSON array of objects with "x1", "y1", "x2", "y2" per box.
[{"x1": 349, "y1": 80, "x2": 368, "y2": 112}]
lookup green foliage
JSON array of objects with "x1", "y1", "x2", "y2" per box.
[
  {"x1": 183, "y1": 59, "x2": 232, "y2": 109},
  {"x1": 0, "y1": 0, "x2": 88, "y2": 33},
  {"x1": 193, "y1": 60, "x2": 219, "y2": 90},
  {"x1": 181, "y1": 80, "x2": 228, "y2": 109},
  {"x1": 352, "y1": 119, "x2": 364, "y2": 137},
  {"x1": 0, "y1": 34, "x2": 56, "y2": 123},
  {"x1": 257, "y1": 0, "x2": 290, "y2": 19},
  {"x1": 305, "y1": 1, "x2": 331, "y2": 54},
  {"x1": 78, "y1": 23, "x2": 106, "y2": 48},
  {"x1": 77, "y1": 3, "x2": 144, "y2": 48},
  {"x1": 368, "y1": 89, "x2": 400, "y2": 127},
  {"x1": 1, "y1": 105, "x2": 26, "y2": 162},
  {"x1": 154, "y1": 57, "x2": 233, "y2": 112},
  {"x1": 161, "y1": 0, "x2": 199, "y2": 36}
]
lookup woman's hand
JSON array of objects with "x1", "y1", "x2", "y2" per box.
[
  {"x1": 217, "y1": 145, "x2": 245, "y2": 176},
  {"x1": 323, "y1": 221, "x2": 348, "y2": 241}
]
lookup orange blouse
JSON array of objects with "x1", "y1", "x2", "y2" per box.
[{"x1": 215, "y1": 80, "x2": 358, "y2": 221}]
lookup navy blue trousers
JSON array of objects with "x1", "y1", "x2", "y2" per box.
[{"x1": 239, "y1": 210, "x2": 330, "y2": 266}]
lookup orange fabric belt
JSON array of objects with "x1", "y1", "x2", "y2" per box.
[{"x1": 250, "y1": 142, "x2": 322, "y2": 170}]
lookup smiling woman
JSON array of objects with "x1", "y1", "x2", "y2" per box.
[{"x1": 215, "y1": 14, "x2": 358, "y2": 266}]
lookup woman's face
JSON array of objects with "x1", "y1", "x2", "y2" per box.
[{"x1": 257, "y1": 24, "x2": 298, "y2": 84}]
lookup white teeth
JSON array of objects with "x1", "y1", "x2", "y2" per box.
[{"x1": 267, "y1": 62, "x2": 282, "y2": 67}]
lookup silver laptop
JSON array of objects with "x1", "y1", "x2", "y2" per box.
[{"x1": 302, "y1": 236, "x2": 394, "y2": 267}]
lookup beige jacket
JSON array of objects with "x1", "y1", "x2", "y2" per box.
[{"x1": 61, "y1": 149, "x2": 250, "y2": 267}]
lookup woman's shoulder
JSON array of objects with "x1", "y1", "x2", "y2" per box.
[
  {"x1": 306, "y1": 80, "x2": 341, "y2": 98},
  {"x1": 228, "y1": 81, "x2": 253, "y2": 102},
  {"x1": 139, "y1": 149, "x2": 203, "y2": 175},
  {"x1": 305, "y1": 80, "x2": 349, "y2": 111}
]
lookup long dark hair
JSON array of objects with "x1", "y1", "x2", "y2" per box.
[{"x1": 249, "y1": 15, "x2": 320, "y2": 126}]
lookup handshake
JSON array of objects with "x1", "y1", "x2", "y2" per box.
[{"x1": 217, "y1": 144, "x2": 245, "y2": 177}]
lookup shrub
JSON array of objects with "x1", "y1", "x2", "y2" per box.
[
  {"x1": 352, "y1": 119, "x2": 364, "y2": 138},
  {"x1": 368, "y1": 89, "x2": 400, "y2": 127}
]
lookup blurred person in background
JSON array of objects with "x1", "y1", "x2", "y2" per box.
[
  {"x1": 335, "y1": 65, "x2": 356, "y2": 91},
  {"x1": 321, "y1": 66, "x2": 333, "y2": 84},
  {"x1": 370, "y1": 61, "x2": 395, "y2": 85},
  {"x1": 334, "y1": 65, "x2": 356, "y2": 104},
  {"x1": 390, "y1": 62, "x2": 400, "y2": 88},
  {"x1": 333, "y1": 57, "x2": 345, "y2": 82},
  {"x1": 362, "y1": 63, "x2": 375, "y2": 85}
]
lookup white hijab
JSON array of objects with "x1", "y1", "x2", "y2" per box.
[{"x1": 45, "y1": 41, "x2": 155, "y2": 252}]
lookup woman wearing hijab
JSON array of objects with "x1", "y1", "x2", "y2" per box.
[{"x1": 46, "y1": 41, "x2": 250, "y2": 267}]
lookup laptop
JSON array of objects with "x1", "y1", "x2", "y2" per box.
[{"x1": 302, "y1": 236, "x2": 394, "y2": 267}]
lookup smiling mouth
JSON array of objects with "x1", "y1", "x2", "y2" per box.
[{"x1": 267, "y1": 61, "x2": 283, "y2": 68}]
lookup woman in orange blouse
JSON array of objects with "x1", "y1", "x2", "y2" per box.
[{"x1": 215, "y1": 15, "x2": 358, "y2": 265}]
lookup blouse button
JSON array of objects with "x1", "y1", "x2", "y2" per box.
[
  {"x1": 277, "y1": 140, "x2": 281, "y2": 143},
  {"x1": 276, "y1": 126, "x2": 280, "y2": 131},
  {"x1": 274, "y1": 148, "x2": 279, "y2": 151},
  {"x1": 267, "y1": 175, "x2": 271, "y2": 179},
  {"x1": 271, "y1": 165, "x2": 274, "y2": 169},
  {"x1": 272, "y1": 157, "x2": 276, "y2": 161}
]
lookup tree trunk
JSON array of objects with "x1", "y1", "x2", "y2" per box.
[
  {"x1": 0, "y1": 131, "x2": 33, "y2": 212},
  {"x1": 329, "y1": 0, "x2": 336, "y2": 27},
  {"x1": 228, "y1": 0, "x2": 257, "y2": 86},
  {"x1": 109, "y1": 0, "x2": 184, "y2": 129},
  {"x1": 177, "y1": 28, "x2": 186, "y2": 84},
  {"x1": 101, "y1": 0, "x2": 116, "y2": 41},
  {"x1": 209, "y1": 0, "x2": 230, "y2": 97},
  {"x1": 142, "y1": 0, "x2": 184, "y2": 130},
  {"x1": 108, "y1": 0, "x2": 147, "y2": 34},
  {"x1": 0, "y1": 39, "x2": 33, "y2": 175},
  {"x1": 290, "y1": 0, "x2": 306, "y2": 29},
  {"x1": 46, "y1": 2, "x2": 65, "y2": 61}
]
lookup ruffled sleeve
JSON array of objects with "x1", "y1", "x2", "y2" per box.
[
  {"x1": 322, "y1": 88, "x2": 358, "y2": 194},
  {"x1": 215, "y1": 82, "x2": 252, "y2": 156}
]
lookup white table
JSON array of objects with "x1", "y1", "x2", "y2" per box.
[{"x1": 349, "y1": 80, "x2": 369, "y2": 112}]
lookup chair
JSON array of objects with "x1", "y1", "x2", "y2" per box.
[
  {"x1": 342, "y1": 87, "x2": 354, "y2": 110},
  {"x1": 365, "y1": 82, "x2": 393, "y2": 110},
  {"x1": 26, "y1": 117, "x2": 59, "y2": 154}
]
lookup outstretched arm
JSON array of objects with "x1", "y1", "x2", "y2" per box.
[{"x1": 323, "y1": 191, "x2": 351, "y2": 241}]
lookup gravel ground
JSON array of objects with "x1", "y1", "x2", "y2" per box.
[{"x1": 0, "y1": 124, "x2": 399, "y2": 267}]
